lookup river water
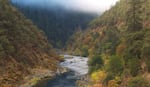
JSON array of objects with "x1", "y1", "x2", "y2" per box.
[{"x1": 45, "y1": 55, "x2": 88, "y2": 87}]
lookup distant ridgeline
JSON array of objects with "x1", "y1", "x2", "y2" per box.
[
  {"x1": 0, "y1": 0, "x2": 61, "y2": 86},
  {"x1": 11, "y1": 1, "x2": 97, "y2": 48}
]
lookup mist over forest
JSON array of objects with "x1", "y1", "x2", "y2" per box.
[{"x1": 11, "y1": 0, "x2": 98, "y2": 47}]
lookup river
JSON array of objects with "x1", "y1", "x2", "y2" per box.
[{"x1": 45, "y1": 55, "x2": 88, "y2": 87}]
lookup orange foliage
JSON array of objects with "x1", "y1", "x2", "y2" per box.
[
  {"x1": 116, "y1": 43, "x2": 126, "y2": 56},
  {"x1": 108, "y1": 80, "x2": 119, "y2": 87},
  {"x1": 92, "y1": 83, "x2": 103, "y2": 87},
  {"x1": 83, "y1": 36, "x2": 92, "y2": 44}
]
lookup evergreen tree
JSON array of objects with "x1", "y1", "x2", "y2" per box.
[
  {"x1": 124, "y1": 0, "x2": 145, "y2": 76},
  {"x1": 126, "y1": 0, "x2": 143, "y2": 32}
]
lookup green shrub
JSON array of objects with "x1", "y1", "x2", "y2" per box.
[
  {"x1": 107, "y1": 55, "x2": 124, "y2": 75},
  {"x1": 88, "y1": 55, "x2": 103, "y2": 73},
  {"x1": 103, "y1": 72, "x2": 114, "y2": 84},
  {"x1": 80, "y1": 45, "x2": 89, "y2": 57},
  {"x1": 142, "y1": 46, "x2": 150, "y2": 72},
  {"x1": 128, "y1": 58, "x2": 140, "y2": 76},
  {"x1": 127, "y1": 76, "x2": 150, "y2": 87},
  {"x1": 146, "y1": 60, "x2": 150, "y2": 72}
]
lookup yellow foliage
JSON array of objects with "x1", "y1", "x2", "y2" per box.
[
  {"x1": 30, "y1": 77, "x2": 40, "y2": 85},
  {"x1": 91, "y1": 70, "x2": 107, "y2": 83},
  {"x1": 59, "y1": 55, "x2": 65, "y2": 60},
  {"x1": 83, "y1": 36, "x2": 92, "y2": 44},
  {"x1": 114, "y1": 76, "x2": 121, "y2": 82}
]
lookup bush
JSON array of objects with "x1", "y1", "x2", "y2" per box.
[
  {"x1": 128, "y1": 58, "x2": 140, "y2": 76},
  {"x1": 91, "y1": 70, "x2": 106, "y2": 83},
  {"x1": 127, "y1": 76, "x2": 150, "y2": 87},
  {"x1": 146, "y1": 60, "x2": 150, "y2": 72},
  {"x1": 88, "y1": 55, "x2": 103, "y2": 73},
  {"x1": 103, "y1": 72, "x2": 114, "y2": 84},
  {"x1": 107, "y1": 55, "x2": 124, "y2": 75},
  {"x1": 80, "y1": 45, "x2": 89, "y2": 57},
  {"x1": 142, "y1": 46, "x2": 150, "y2": 72}
]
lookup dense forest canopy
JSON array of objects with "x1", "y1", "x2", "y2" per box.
[
  {"x1": 11, "y1": 1, "x2": 97, "y2": 48},
  {"x1": 67, "y1": 0, "x2": 150, "y2": 86},
  {"x1": 0, "y1": 0, "x2": 60, "y2": 86},
  {"x1": 1, "y1": 0, "x2": 150, "y2": 87}
]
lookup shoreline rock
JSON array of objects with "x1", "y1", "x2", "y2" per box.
[{"x1": 18, "y1": 67, "x2": 68, "y2": 87}]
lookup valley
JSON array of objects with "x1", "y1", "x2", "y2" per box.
[
  {"x1": 11, "y1": 0, "x2": 97, "y2": 48},
  {"x1": 0, "y1": 0, "x2": 150, "y2": 87}
]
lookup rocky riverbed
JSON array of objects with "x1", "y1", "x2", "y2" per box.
[
  {"x1": 45, "y1": 55, "x2": 89, "y2": 87},
  {"x1": 21, "y1": 55, "x2": 88, "y2": 87}
]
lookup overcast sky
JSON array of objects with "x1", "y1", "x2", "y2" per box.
[{"x1": 12, "y1": 0, "x2": 119, "y2": 13}]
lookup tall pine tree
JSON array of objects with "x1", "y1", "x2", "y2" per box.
[
  {"x1": 126, "y1": 0, "x2": 143, "y2": 32},
  {"x1": 124, "y1": 0, "x2": 145, "y2": 76}
]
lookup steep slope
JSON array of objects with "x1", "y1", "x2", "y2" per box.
[
  {"x1": 11, "y1": 1, "x2": 96, "y2": 48},
  {"x1": 67, "y1": 0, "x2": 150, "y2": 86},
  {"x1": 0, "y1": 0, "x2": 60, "y2": 87}
]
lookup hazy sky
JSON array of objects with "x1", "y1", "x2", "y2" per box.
[{"x1": 12, "y1": 0, "x2": 119, "y2": 13}]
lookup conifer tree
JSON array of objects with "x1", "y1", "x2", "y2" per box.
[{"x1": 126, "y1": 0, "x2": 143, "y2": 32}]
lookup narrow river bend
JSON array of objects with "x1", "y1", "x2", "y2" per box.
[{"x1": 45, "y1": 55, "x2": 88, "y2": 87}]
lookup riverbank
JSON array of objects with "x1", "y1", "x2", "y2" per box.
[
  {"x1": 45, "y1": 55, "x2": 89, "y2": 87},
  {"x1": 76, "y1": 75, "x2": 90, "y2": 87},
  {"x1": 19, "y1": 67, "x2": 68, "y2": 87},
  {"x1": 19, "y1": 55, "x2": 89, "y2": 87}
]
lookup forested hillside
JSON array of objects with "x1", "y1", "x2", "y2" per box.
[
  {"x1": 11, "y1": 1, "x2": 96, "y2": 48},
  {"x1": 0, "y1": 0, "x2": 61, "y2": 86},
  {"x1": 67, "y1": 0, "x2": 150, "y2": 86}
]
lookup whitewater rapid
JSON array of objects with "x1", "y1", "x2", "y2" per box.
[
  {"x1": 45, "y1": 55, "x2": 88, "y2": 87},
  {"x1": 60, "y1": 55, "x2": 88, "y2": 75}
]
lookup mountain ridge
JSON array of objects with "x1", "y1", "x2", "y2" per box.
[
  {"x1": 11, "y1": 1, "x2": 97, "y2": 48},
  {"x1": 0, "y1": 0, "x2": 61, "y2": 86},
  {"x1": 67, "y1": 0, "x2": 150, "y2": 86}
]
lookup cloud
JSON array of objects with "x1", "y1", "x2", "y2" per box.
[
  {"x1": 55, "y1": 0, "x2": 119, "y2": 13},
  {"x1": 11, "y1": 0, "x2": 119, "y2": 13}
]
